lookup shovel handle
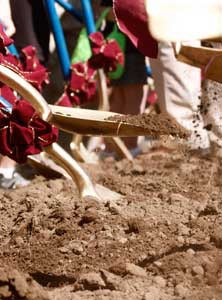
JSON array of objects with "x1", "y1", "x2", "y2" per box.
[
  {"x1": 45, "y1": 143, "x2": 100, "y2": 200},
  {"x1": 0, "y1": 64, "x2": 100, "y2": 200},
  {"x1": 0, "y1": 65, "x2": 51, "y2": 121}
]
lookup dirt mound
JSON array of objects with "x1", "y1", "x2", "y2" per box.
[{"x1": 0, "y1": 151, "x2": 222, "y2": 299}]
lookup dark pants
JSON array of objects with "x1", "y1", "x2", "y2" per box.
[{"x1": 10, "y1": 0, "x2": 50, "y2": 64}]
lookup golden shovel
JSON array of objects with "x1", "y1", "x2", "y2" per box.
[
  {"x1": 0, "y1": 65, "x2": 159, "y2": 137},
  {"x1": 173, "y1": 43, "x2": 222, "y2": 83},
  {"x1": 0, "y1": 64, "x2": 156, "y2": 201},
  {"x1": 0, "y1": 65, "x2": 100, "y2": 200}
]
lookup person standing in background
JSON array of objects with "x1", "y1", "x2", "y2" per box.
[
  {"x1": 0, "y1": 0, "x2": 50, "y2": 188},
  {"x1": 0, "y1": 0, "x2": 15, "y2": 37},
  {"x1": 100, "y1": 0, "x2": 148, "y2": 155},
  {"x1": 10, "y1": 0, "x2": 50, "y2": 65},
  {"x1": 114, "y1": 0, "x2": 210, "y2": 152}
]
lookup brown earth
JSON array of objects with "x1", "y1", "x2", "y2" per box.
[
  {"x1": 1, "y1": 150, "x2": 222, "y2": 299},
  {"x1": 107, "y1": 113, "x2": 189, "y2": 138}
]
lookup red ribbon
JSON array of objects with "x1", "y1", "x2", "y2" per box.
[
  {"x1": 0, "y1": 98, "x2": 58, "y2": 163},
  {"x1": 0, "y1": 25, "x2": 58, "y2": 163},
  {"x1": 0, "y1": 46, "x2": 49, "y2": 91},
  {"x1": 88, "y1": 32, "x2": 124, "y2": 73},
  {"x1": 57, "y1": 32, "x2": 124, "y2": 107},
  {"x1": 57, "y1": 61, "x2": 97, "y2": 106}
]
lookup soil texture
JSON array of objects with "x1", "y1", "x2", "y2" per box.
[{"x1": 0, "y1": 149, "x2": 222, "y2": 299}]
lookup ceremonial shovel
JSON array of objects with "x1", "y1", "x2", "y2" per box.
[
  {"x1": 0, "y1": 65, "x2": 155, "y2": 137},
  {"x1": 0, "y1": 64, "x2": 153, "y2": 201}
]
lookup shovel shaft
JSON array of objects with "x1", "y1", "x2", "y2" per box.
[
  {"x1": 0, "y1": 65, "x2": 51, "y2": 121},
  {"x1": 45, "y1": 142, "x2": 100, "y2": 200}
]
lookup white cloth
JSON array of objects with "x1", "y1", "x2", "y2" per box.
[
  {"x1": 150, "y1": 41, "x2": 210, "y2": 149},
  {"x1": 0, "y1": 0, "x2": 15, "y2": 37},
  {"x1": 0, "y1": 167, "x2": 15, "y2": 179}
]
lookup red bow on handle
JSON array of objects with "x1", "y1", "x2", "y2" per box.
[
  {"x1": 88, "y1": 32, "x2": 124, "y2": 73},
  {"x1": 57, "y1": 61, "x2": 97, "y2": 107},
  {"x1": 20, "y1": 46, "x2": 49, "y2": 91},
  {"x1": 0, "y1": 25, "x2": 58, "y2": 163},
  {"x1": 0, "y1": 96, "x2": 58, "y2": 164},
  {"x1": 57, "y1": 32, "x2": 124, "y2": 107},
  {"x1": 0, "y1": 45, "x2": 49, "y2": 92}
]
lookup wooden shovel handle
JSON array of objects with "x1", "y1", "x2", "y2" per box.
[{"x1": 173, "y1": 43, "x2": 222, "y2": 68}]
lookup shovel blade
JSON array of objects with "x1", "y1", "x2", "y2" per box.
[{"x1": 49, "y1": 105, "x2": 156, "y2": 137}]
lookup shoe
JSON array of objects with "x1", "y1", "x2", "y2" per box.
[
  {"x1": 187, "y1": 147, "x2": 211, "y2": 158},
  {"x1": 0, "y1": 171, "x2": 30, "y2": 189},
  {"x1": 130, "y1": 146, "x2": 142, "y2": 157},
  {"x1": 98, "y1": 150, "x2": 117, "y2": 160},
  {"x1": 98, "y1": 146, "x2": 142, "y2": 160}
]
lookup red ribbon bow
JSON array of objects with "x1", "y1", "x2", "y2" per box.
[
  {"x1": 0, "y1": 46, "x2": 49, "y2": 91},
  {"x1": 0, "y1": 95, "x2": 58, "y2": 163},
  {"x1": 20, "y1": 46, "x2": 49, "y2": 91},
  {"x1": 57, "y1": 32, "x2": 124, "y2": 107},
  {"x1": 88, "y1": 32, "x2": 124, "y2": 73},
  {"x1": 57, "y1": 61, "x2": 97, "y2": 107},
  {"x1": 0, "y1": 25, "x2": 58, "y2": 163}
]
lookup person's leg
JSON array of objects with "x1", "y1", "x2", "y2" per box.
[
  {"x1": 1, "y1": 1, "x2": 50, "y2": 187},
  {"x1": 122, "y1": 83, "x2": 144, "y2": 148},
  {"x1": 31, "y1": 0, "x2": 50, "y2": 64},
  {"x1": 109, "y1": 85, "x2": 125, "y2": 114},
  {"x1": 10, "y1": 0, "x2": 50, "y2": 64},
  {"x1": 200, "y1": 42, "x2": 222, "y2": 151},
  {"x1": 150, "y1": 42, "x2": 210, "y2": 150},
  {"x1": 107, "y1": 83, "x2": 144, "y2": 150},
  {"x1": 105, "y1": 43, "x2": 147, "y2": 151}
]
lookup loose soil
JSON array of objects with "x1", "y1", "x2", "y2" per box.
[
  {"x1": 107, "y1": 113, "x2": 189, "y2": 138},
  {"x1": 1, "y1": 149, "x2": 222, "y2": 299}
]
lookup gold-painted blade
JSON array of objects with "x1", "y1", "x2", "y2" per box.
[{"x1": 49, "y1": 105, "x2": 154, "y2": 137}]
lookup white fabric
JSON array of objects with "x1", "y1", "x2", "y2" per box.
[
  {"x1": 150, "y1": 41, "x2": 210, "y2": 149},
  {"x1": 0, "y1": 0, "x2": 15, "y2": 37},
  {"x1": 0, "y1": 167, "x2": 15, "y2": 179}
]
